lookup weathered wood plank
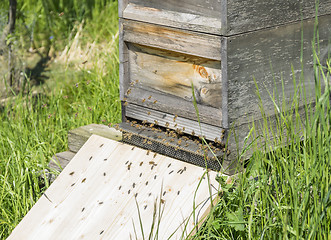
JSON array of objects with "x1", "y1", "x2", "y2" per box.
[
  {"x1": 122, "y1": 19, "x2": 222, "y2": 61},
  {"x1": 119, "y1": 18, "x2": 130, "y2": 101},
  {"x1": 227, "y1": 14, "x2": 331, "y2": 127},
  {"x1": 123, "y1": 2, "x2": 222, "y2": 35},
  {"x1": 128, "y1": 44, "x2": 222, "y2": 109},
  {"x1": 8, "y1": 135, "x2": 220, "y2": 239},
  {"x1": 125, "y1": 88, "x2": 222, "y2": 127},
  {"x1": 125, "y1": 103, "x2": 223, "y2": 141},
  {"x1": 68, "y1": 124, "x2": 122, "y2": 153},
  {"x1": 121, "y1": 0, "x2": 331, "y2": 35},
  {"x1": 226, "y1": 0, "x2": 331, "y2": 35},
  {"x1": 118, "y1": 0, "x2": 129, "y2": 18},
  {"x1": 50, "y1": 151, "x2": 76, "y2": 172}
]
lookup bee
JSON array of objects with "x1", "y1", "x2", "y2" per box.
[
  {"x1": 163, "y1": 191, "x2": 166, "y2": 196},
  {"x1": 99, "y1": 201, "x2": 104, "y2": 205},
  {"x1": 128, "y1": 163, "x2": 132, "y2": 170},
  {"x1": 148, "y1": 95, "x2": 152, "y2": 100},
  {"x1": 153, "y1": 153, "x2": 157, "y2": 158},
  {"x1": 126, "y1": 89, "x2": 131, "y2": 95},
  {"x1": 177, "y1": 191, "x2": 180, "y2": 195},
  {"x1": 71, "y1": 183, "x2": 75, "y2": 187},
  {"x1": 144, "y1": 205, "x2": 147, "y2": 210},
  {"x1": 135, "y1": 80, "x2": 139, "y2": 84},
  {"x1": 128, "y1": 190, "x2": 131, "y2": 194},
  {"x1": 139, "y1": 173, "x2": 142, "y2": 177},
  {"x1": 124, "y1": 101, "x2": 128, "y2": 106},
  {"x1": 147, "y1": 141, "x2": 152, "y2": 145},
  {"x1": 119, "y1": 186, "x2": 122, "y2": 190},
  {"x1": 157, "y1": 136, "x2": 162, "y2": 139},
  {"x1": 145, "y1": 181, "x2": 148, "y2": 186},
  {"x1": 140, "y1": 161, "x2": 143, "y2": 166},
  {"x1": 89, "y1": 156, "x2": 93, "y2": 161},
  {"x1": 142, "y1": 98, "x2": 146, "y2": 103},
  {"x1": 182, "y1": 127, "x2": 185, "y2": 131},
  {"x1": 82, "y1": 178, "x2": 86, "y2": 183},
  {"x1": 147, "y1": 112, "x2": 151, "y2": 115},
  {"x1": 150, "y1": 123, "x2": 154, "y2": 127},
  {"x1": 69, "y1": 171, "x2": 74, "y2": 176},
  {"x1": 161, "y1": 199, "x2": 165, "y2": 204},
  {"x1": 99, "y1": 143, "x2": 104, "y2": 148},
  {"x1": 165, "y1": 122, "x2": 169, "y2": 127},
  {"x1": 173, "y1": 115, "x2": 178, "y2": 122},
  {"x1": 143, "y1": 139, "x2": 147, "y2": 144},
  {"x1": 123, "y1": 97, "x2": 127, "y2": 101},
  {"x1": 103, "y1": 172, "x2": 106, "y2": 176},
  {"x1": 149, "y1": 161, "x2": 155, "y2": 165},
  {"x1": 169, "y1": 170, "x2": 174, "y2": 174},
  {"x1": 222, "y1": 129, "x2": 226, "y2": 134},
  {"x1": 142, "y1": 120, "x2": 147, "y2": 124},
  {"x1": 183, "y1": 167, "x2": 186, "y2": 171},
  {"x1": 154, "y1": 175, "x2": 157, "y2": 179},
  {"x1": 130, "y1": 82, "x2": 134, "y2": 87},
  {"x1": 168, "y1": 163, "x2": 171, "y2": 168},
  {"x1": 135, "y1": 193, "x2": 138, "y2": 198},
  {"x1": 153, "y1": 100, "x2": 157, "y2": 104},
  {"x1": 81, "y1": 207, "x2": 85, "y2": 212},
  {"x1": 154, "y1": 120, "x2": 158, "y2": 125},
  {"x1": 174, "y1": 123, "x2": 178, "y2": 128},
  {"x1": 131, "y1": 146, "x2": 135, "y2": 150},
  {"x1": 191, "y1": 130, "x2": 195, "y2": 136},
  {"x1": 133, "y1": 183, "x2": 136, "y2": 188},
  {"x1": 100, "y1": 230, "x2": 104, "y2": 235},
  {"x1": 226, "y1": 149, "x2": 231, "y2": 156},
  {"x1": 147, "y1": 150, "x2": 151, "y2": 155},
  {"x1": 177, "y1": 139, "x2": 182, "y2": 145}
]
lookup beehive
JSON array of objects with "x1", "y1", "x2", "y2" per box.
[{"x1": 119, "y1": 0, "x2": 331, "y2": 172}]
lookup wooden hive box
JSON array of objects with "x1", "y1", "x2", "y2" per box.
[{"x1": 119, "y1": 0, "x2": 331, "y2": 172}]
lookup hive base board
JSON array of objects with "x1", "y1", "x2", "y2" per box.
[
  {"x1": 8, "y1": 135, "x2": 220, "y2": 240},
  {"x1": 120, "y1": 122, "x2": 233, "y2": 173}
]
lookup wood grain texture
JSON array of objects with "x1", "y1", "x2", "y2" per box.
[
  {"x1": 121, "y1": 0, "x2": 331, "y2": 35},
  {"x1": 226, "y1": 0, "x2": 331, "y2": 35},
  {"x1": 118, "y1": 0, "x2": 129, "y2": 18},
  {"x1": 123, "y1": 2, "x2": 222, "y2": 35},
  {"x1": 125, "y1": 87, "x2": 222, "y2": 127},
  {"x1": 226, "y1": 15, "x2": 331, "y2": 127},
  {"x1": 119, "y1": 18, "x2": 130, "y2": 101},
  {"x1": 68, "y1": 124, "x2": 122, "y2": 153},
  {"x1": 8, "y1": 135, "x2": 220, "y2": 239},
  {"x1": 122, "y1": 19, "x2": 222, "y2": 61},
  {"x1": 129, "y1": 44, "x2": 222, "y2": 109},
  {"x1": 126, "y1": 103, "x2": 224, "y2": 141}
]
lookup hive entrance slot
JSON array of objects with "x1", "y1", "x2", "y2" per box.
[{"x1": 120, "y1": 120, "x2": 228, "y2": 171}]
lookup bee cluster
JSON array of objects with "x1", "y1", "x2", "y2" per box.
[{"x1": 117, "y1": 118, "x2": 229, "y2": 171}]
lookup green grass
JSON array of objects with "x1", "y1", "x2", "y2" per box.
[{"x1": 1, "y1": 1, "x2": 330, "y2": 239}]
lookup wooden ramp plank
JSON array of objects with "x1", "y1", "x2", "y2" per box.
[{"x1": 8, "y1": 135, "x2": 220, "y2": 240}]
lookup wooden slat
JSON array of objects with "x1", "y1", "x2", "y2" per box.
[
  {"x1": 119, "y1": 18, "x2": 130, "y2": 101},
  {"x1": 68, "y1": 124, "x2": 122, "y2": 153},
  {"x1": 123, "y1": 2, "x2": 223, "y2": 35},
  {"x1": 125, "y1": 103, "x2": 224, "y2": 141},
  {"x1": 126, "y1": 88, "x2": 222, "y2": 127},
  {"x1": 128, "y1": 44, "x2": 222, "y2": 109},
  {"x1": 122, "y1": 19, "x2": 222, "y2": 61},
  {"x1": 8, "y1": 135, "x2": 220, "y2": 240}
]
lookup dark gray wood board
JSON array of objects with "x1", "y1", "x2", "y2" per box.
[
  {"x1": 120, "y1": 0, "x2": 331, "y2": 35},
  {"x1": 226, "y1": 14, "x2": 331, "y2": 127}
]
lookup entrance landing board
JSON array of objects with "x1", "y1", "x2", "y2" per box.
[{"x1": 8, "y1": 135, "x2": 220, "y2": 239}]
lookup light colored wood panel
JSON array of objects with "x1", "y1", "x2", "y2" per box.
[
  {"x1": 129, "y1": 44, "x2": 222, "y2": 109},
  {"x1": 68, "y1": 124, "x2": 122, "y2": 153},
  {"x1": 126, "y1": 103, "x2": 224, "y2": 141},
  {"x1": 8, "y1": 135, "x2": 220, "y2": 240},
  {"x1": 123, "y1": 3, "x2": 222, "y2": 35},
  {"x1": 227, "y1": 15, "x2": 331, "y2": 126},
  {"x1": 122, "y1": 19, "x2": 222, "y2": 61},
  {"x1": 125, "y1": 87, "x2": 222, "y2": 127}
]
